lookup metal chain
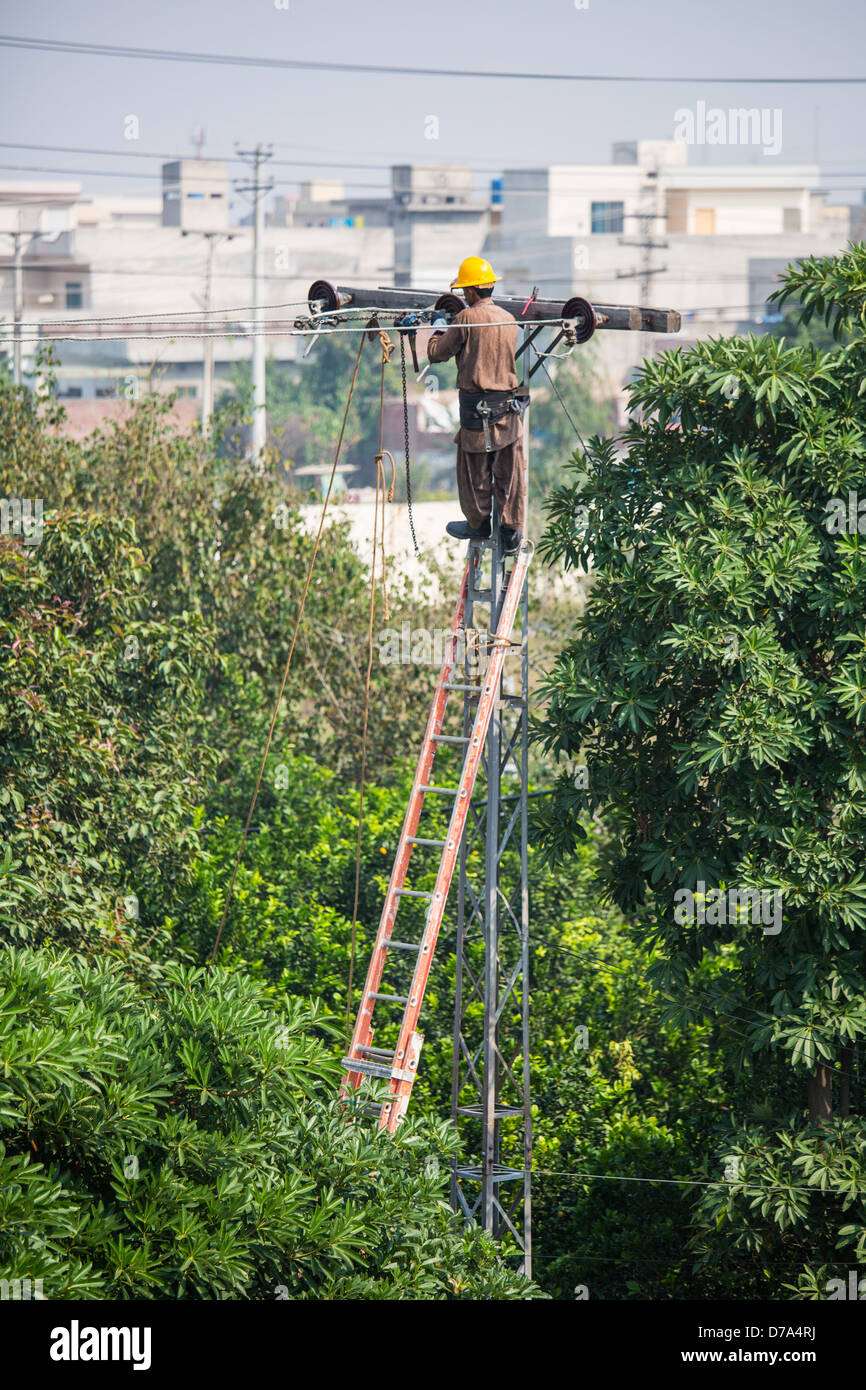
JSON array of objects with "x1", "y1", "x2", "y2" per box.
[{"x1": 399, "y1": 333, "x2": 421, "y2": 557}]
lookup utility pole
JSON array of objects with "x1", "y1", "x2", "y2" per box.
[
  {"x1": 195, "y1": 231, "x2": 235, "y2": 435},
  {"x1": 450, "y1": 325, "x2": 533, "y2": 1274},
  {"x1": 235, "y1": 144, "x2": 273, "y2": 464},
  {"x1": 195, "y1": 233, "x2": 237, "y2": 436},
  {"x1": 616, "y1": 167, "x2": 668, "y2": 307},
  {"x1": 201, "y1": 234, "x2": 217, "y2": 433},
  {"x1": 10, "y1": 207, "x2": 45, "y2": 387},
  {"x1": 12, "y1": 230, "x2": 25, "y2": 387}
]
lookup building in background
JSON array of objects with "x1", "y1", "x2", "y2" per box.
[
  {"x1": 270, "y1": 164, "x2": 490, "y2": 286},
  {"x1": 0, "y1": 146, "x2": 858, "y2": 435},
  {"x1": 490, "y1": 140, "x2": 853, "y2": 419},
  {"x1": 0, "y1": 162, "x2": 395, "y2": 433},
  {"x1": 161, "y1": 159, "x2": 230, "y2": 233},
  {"x1": 388, "y1": 165, "x2": 489, "y2": 287}
]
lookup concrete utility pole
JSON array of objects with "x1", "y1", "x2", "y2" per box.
[
  {"x1": 236, "y1": 144, "x2": 273, "y2": 464},
  {"x1": 12, "y1": 230, "x2": 25, "y2": 386},
  {"x1": 197, "y1": 231, "x2": 237, "y2": 435},
  {"x1": 10, "y1": 212, "x2": 46, "y2": 386},
  {"x1": 201, "y1": 234, "x2": 217, "y2": 433},
  {"x1": 617, "y1": 167, "x2": 668, "y2": 307}
]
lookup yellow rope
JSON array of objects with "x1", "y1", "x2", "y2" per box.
[{"x1": 345, "y1": 338, "x2": 393, "y2": 1041}]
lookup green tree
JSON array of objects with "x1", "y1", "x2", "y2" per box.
[
  {"x1": 0, "y1": 944, "x2": 536, "y2": 1299},
  {"x1": 227, "y1": 334, "x2": 386, "y2": 483},
  {"x1": 0, "y1": 380, "x2": 450, "y2": 790},
  {"x1": 533, "y1": 244, "x2": 866, "y2": 1295},
  {"x1": 526, "y1": 342, "x2": 615, "y2": 502},
  {"x1": 0, "y1": 510, "x2": 216, "y2": 951}
]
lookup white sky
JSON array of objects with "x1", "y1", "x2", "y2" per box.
[{"x1": 0, "y1": 0, "x2": 864, "y2": 204}]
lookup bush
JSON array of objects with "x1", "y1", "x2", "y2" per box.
[{"x1": 0, "y1": 944, "x2": 537, "y2": 1300}]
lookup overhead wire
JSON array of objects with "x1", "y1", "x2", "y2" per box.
[
  {"x1": 6, "y1": 315, "x2": 573, "y2": 345},
  {"x1": 529, "y1": 342, "x2": 590, "y2": 454},
  {"x1": 7, "y1": 298, "x2": 313, "y2": 328},
  {"x1": 3, "y1": 148, "x2": 866, "y2": 195},
  {"x1": 0, "y1": 35, "x2": 862, "y2": 84},
  {"x1": 7, "y1": 138, "x2": 866, "y2": 179}
]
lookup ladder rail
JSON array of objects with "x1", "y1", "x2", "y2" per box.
[
  {"x1": 342, "y1": 560, "x2": 470, "y2": 1087},
  {"x1": 380, "y1": 541, "x2": 533, "y2": 1132}
]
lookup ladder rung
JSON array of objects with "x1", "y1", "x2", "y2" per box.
[
  {"x1": 418, "y1": 785, "x2": 458, "y2": 794},
  {"x1": 387, "y1": 940, "x2": 421, "y2": 951},
  {"x1": 342, "y1": 1056, "x2": 393, "y2": 1079},
  {"x1": 369, "y1": 992, "x2": 409, "y2": 1003},
  {"x1": 431, "y1": 734, "x2": 469, "y2": 744},
  {"x1": 395, "y1": 889, "x2": 434, "y2": 898},
  {"x1": 445, "y1": 683, "x2": 483, "y2": 694},
  {"x1": 358, "y1": 1046, "x2": 392, "y2": 1057},
  {"x1": 407, "y1": 837, "x2": 447, "y2": 846}
]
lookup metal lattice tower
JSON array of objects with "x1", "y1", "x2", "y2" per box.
[
  {"x1": 449, "y1": 525, "x2": 532, "y2": 1275},
  {"x1": 450, "y1": 322, "x2": 533, "y2": 1273},
  {"x1": 330, "y1": 289, "x2": 680, "y2": 1277}
]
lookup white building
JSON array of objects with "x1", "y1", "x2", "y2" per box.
[
  {"x1": 1, "y1": 146, "x2": 857, "y2": 434},
  {"x1": 273, "y1": 164, "x2": 491, "y2": 287},
  {"x1": 0, "y1": 171, "x2": 394, "y2": 414},
  {"x1": 492, "y1": 140, "x2": 853, "y2": 417}
]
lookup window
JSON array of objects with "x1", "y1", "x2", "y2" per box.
[
  {"x1": 694, "y1": 208, "x2": 716, "y2": 235},
  {"x1": 590, "y1": 201, "x2": 624, "y2": 234},
  {"x1": 783, "y1": 207, "x2": 801, "y2": 233},
  {"x1": 65, "y1": 282, "x2": 83, "y2": 310}
]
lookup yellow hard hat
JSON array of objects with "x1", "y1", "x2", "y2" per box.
[{"x1": 450, "y1": 256, "x2": 500, "y2": 289}]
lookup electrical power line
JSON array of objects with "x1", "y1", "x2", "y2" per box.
[
  {"x1": 5, "y1": 316, "x2": 572, "y2": 345},
  {"x1": 0, "y1": 34, "x2": 863, "y2": 84},
  {"x1": 6, "y1": 298, "x2": 311, "y2": 328},
  {"x1": 2, "y1": 159, "x2": 865, "y2": 201},
  {"x1": 4, "y1": 142, "x2": 866, "y2": 187}
]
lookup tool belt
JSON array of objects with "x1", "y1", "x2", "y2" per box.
[{"x1": 458, "y1": 389, "x2": 528, "y2": 431}]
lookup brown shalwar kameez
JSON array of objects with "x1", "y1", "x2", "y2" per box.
[{"x1": 427, "y1": 299, "x2": 526, "y2": 532}]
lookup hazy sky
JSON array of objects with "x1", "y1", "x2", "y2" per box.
[{"x1": 1, "y1": 0, "x2": 865, "y2": 204}]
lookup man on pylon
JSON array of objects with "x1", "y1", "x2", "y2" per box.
[{"x1": 427, "y1": 256, "x2": 527, "y2": 554}]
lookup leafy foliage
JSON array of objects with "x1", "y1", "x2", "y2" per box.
[
  {"x1": 534, "y1": 244, "x2": 866, "y2": 1292},
  {"x1": 0, "y1": 945, "x2": 535, "y2": 1299},
  {"x1": 0, "y1": 511, "x2": 215, "y2": 950}
]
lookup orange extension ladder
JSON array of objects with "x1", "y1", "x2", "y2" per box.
[{"x1": 341, "y1": 537, "x2": 533, "y2": 1132}]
